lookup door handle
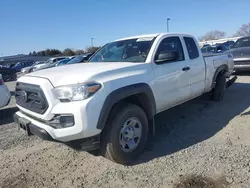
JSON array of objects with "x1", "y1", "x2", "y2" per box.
[{"x1": 182, "y1": 66, "x2": 190, "y2": 71}]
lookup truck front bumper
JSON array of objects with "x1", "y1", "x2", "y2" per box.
[
  {"x1": 13, "y1": 112, "x2": 100, "y2": 151},
  {"x1": 233, "y1": 59, "x2": 250, "y2": 71}
]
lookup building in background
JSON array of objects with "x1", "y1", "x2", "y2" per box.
[{"x1": 0, "y1": 54, "x2": 50, "y2": 66}]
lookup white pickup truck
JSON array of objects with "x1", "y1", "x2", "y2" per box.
[{"x1": 14, "y1": 33, "x2": 236, "y2": 164}]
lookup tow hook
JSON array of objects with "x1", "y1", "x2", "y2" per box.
[{"x1": 226, "y1": 75, "x2": 237, "y2": 88}]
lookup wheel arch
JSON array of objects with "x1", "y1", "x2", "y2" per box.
[
  {"x1": 212, "y1": 64, "x2": 228, "y2": 88},
  {"x1": 96, "y1": 83, "x2": 156, "y2": 134}
]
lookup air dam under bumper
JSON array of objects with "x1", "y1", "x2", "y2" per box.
[{"x1": 13, "y1": 113, "x2": 100, "y2": 151}]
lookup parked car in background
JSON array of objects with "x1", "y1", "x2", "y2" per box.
[
  {"x1": 0, "y1": 74, "x2": 11, "y2": 108},
  {"x1": 37, "y1": 56, "x2": 75, "y2": 71},
  {"x1": 222, "y1": 41, "x2": 235, "y2": 50},
  {"x1": 55, "y1": 57, "x2": 74, "y2": 66},
  {"x1": 202, "y1": 44, "x2": 210, "y2": 48},
  {"x1": 14, "y1": 33, "x2": 236, "y2": 164},
  {"x1": 11, "y1": 61, "x2": 35, "y2": 72},
  {"x1": 201, "y1": 44, "x2": 228, "y2": 54},
  {"x1": 63, "y1": 53, "x2": 94, "y2": 66},
  {"x1": 21, "y1": 61, "x2": 45, "y2": 74},
  {"x1": 0, "y1": 66, "x2": 17, "y2": 82},
  {"x1": 31, "y1": 57, "x2": 67, "y2": 72},
  {"x1": 229, "y1": 36, "x2": 250, "y2": 71}
]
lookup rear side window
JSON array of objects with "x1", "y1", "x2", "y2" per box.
[{"x1": 184, "y1": 37, "x2": 199, "y2": 59}]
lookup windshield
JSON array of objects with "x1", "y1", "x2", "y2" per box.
[
  {"x1": 58, "y1": 59, "x2": 70, "y2": 65},
  {"x1": 233, "y1": 37, "x2": 250, "y2": 48},
  {"x1": 67, "y1": 55, "x2": 85, "y2": 64},
  {"x1": 88, "y1": 37, "x2": 156, "y2": 63}
]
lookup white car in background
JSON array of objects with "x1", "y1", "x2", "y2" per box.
[
  {"x1": 31, "y1": 57, "x2": 67, "y2": 72},
  {"x1": 21, "y1": 61, "x2": 45, "y2": 74},
  {"x1": 0, "y1": 74, "x2": 11, "y2": 108}
]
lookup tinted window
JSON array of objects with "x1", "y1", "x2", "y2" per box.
[
  {"x1": 234, "y1": 37, "x2": 250, "y2": 48},
  {"x1": 184, "y1": 37, "x2": 199, "y2": 59},
  {"x1": 155, "y1": 37, "x2": 184, "y2": 62}
]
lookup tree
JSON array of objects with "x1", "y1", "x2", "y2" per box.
[
  {"x1": 74, "y1": 49, "x2": 85, "y2": 55},
  {"x1": 37, "y1": 51, "x2": 45, "y2": 56},
  {"x1": 199, "y1": 30, "x2": 226, "y2": 41},
  {"x1": 233, "y1": 22, "x2": 250, "y2": 37},
  {"x1": 47, "y1": 49, "x2": 62, "y2": 56},
  {"x1": 31, "y1": 51, "x2": 37, "y2": 56},
  {"x1": 86, "y1": 46, "x2": 100, "y2": 53},
  {"x1": 62, "y1": 48, "x2": 75, "y2": 56}
]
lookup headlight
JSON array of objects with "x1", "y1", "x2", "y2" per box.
[{"x1": 53, "y1": 82, "x2": 101, "y2": 101}]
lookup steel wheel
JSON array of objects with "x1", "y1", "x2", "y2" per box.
[{"x1": 119, "y1": 117, "x2": 142, "y2": 152}]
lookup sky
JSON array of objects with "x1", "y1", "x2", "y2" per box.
[{"x1": 0, "y1": 0, "x2": 250, "y2": 56}]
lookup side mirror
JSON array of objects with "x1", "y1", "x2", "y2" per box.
[{"x1": 155, "y1": 51, "x2": 179, "y2": 63}]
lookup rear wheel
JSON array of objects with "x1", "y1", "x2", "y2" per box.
[
  {"x1": 100, "y1": 103, "x2": 148, "y2": 164},
  {"x1": 211, "y1": 73, "x2": 226, "y2": 101}
]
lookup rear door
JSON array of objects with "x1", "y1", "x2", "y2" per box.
[
  {"x1": 183, "y1": 36, "x2": 206, "y2": 98},
  {"x1": 152, "y1": 36, "x2": 191, "y2": 112}
]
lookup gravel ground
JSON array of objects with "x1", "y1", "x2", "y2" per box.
[{"x1": 1, "y1": 75, "x2": 250, "y2": 188}]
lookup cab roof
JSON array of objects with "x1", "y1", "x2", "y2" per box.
[{"x1": 114, "y1": 32, "x2": 194, "y2": 42}]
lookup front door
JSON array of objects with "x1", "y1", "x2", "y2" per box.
[{"x1": 152, "y1": 36, "x2": 191, "y2": 112}]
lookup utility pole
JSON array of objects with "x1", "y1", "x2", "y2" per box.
[
  {"x1": 167, "y1": 18, "x2": 170, "y2": 32},
  {"x1": 91, "y1": 38, "x2": 94, "y2": 47}
]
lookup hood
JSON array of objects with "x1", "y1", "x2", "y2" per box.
[
  {"x1": 229, "y1": 47, "x2": 250, "y2": 59},
  {"x1": 25, "y1": 62, "x2": 144, "y2": 87}
]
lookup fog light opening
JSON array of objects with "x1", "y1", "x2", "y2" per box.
[{"x1": 59, "y1": 115, "x2": 74, "y2": 128}]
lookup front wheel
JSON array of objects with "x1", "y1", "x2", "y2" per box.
[{"x1": 100, "y1": 103, "x2": 148, "y2": 164}]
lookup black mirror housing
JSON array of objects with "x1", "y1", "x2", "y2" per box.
[{"x1": 155, "y1": 51, "x2": 179, "y2": 63}]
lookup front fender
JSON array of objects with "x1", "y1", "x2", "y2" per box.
[{"x1": 96, "y1": 83, "x2": 156, "y2": 130}]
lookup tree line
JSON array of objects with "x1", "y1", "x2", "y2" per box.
[
  {"x1": 29, "y1": 46, "x2": 100, "y2": 57},
  {"x1": 199, "y1": 22, "x2": 250, "y2": 41}
]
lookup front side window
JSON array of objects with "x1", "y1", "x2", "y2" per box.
[
  {"x1": 155, "y1": 36, "x2": 184, "y2": 62},
  {"x1": 88, "y1": 37, "x2": 156, "y2": 63},
  {"x1": 184, "y1": 37, "x2": 199, "y2": 59}
]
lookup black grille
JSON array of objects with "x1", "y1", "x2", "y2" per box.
[{"x1": 15, "y1": 82, "x2": 49, "y2": 114}]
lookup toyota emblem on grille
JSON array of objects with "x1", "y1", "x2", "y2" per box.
[{"x1": 20, "y1": 90, "x2": 28, "y2": 102}]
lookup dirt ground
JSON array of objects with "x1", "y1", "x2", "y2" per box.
[{"x1": 1, "y1": 75, "x2": 250, "y2": 188}]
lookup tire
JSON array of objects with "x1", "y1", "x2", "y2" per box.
[
  {"x1": 211, "y1": 73, "x2": 226, "y2": 101},
  {"x1": 2, "y1": 75, "x2": 8, "y2": 82},
  {"x1": 11, "y1": 73, "x2": 17, "y2": 81},
  {"x1": 100, "y1": 103, "x2": 149, "y2": 165}
]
